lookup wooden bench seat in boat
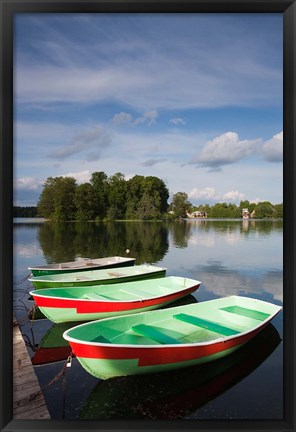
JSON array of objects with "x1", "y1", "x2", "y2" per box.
[
  {"x1": 131, "y1": 324, "x2": 181, "y2": 344},
  {"x1": 220, "y1": 305, "x2": 270, "y2": 321},
  {"x1": 173, "y1": 313, "x2": 240, "y2": 336}
]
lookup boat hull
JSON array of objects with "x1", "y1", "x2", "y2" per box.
[
  {"x1": 78, "y1": 323, "x2": 281, "y2": 419},
  {"x1": 29, "y1": 264, "x2": 166, "y2": 289},
  {"x1": 29, "y1": 256, "x2": 135, "y2": 276},
  {"x1": 63, "y1": 296, "x2": 282, "y2": 380},
  {"x1": 30, "y1": 277, "x2": 201, "y2": 323}
]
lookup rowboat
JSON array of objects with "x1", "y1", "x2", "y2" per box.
[
  {"x1": 79, "y1": 323, "x2": 281, "y2": 419},
  {"x1": 63, "y1": 295, "x2": 282, "y2": 380},
  {"x1": 29, "y1": 256, "x2": 135, "y2": 276},
  {"x1": 29, "y1": 276, "x2": 201, "y2": 323},
  {"x1": 28, "y1": 264, "x2": 166, "y2": 289}
]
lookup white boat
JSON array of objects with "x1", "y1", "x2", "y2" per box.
[{"x1": 28, "y1": 256, "x2": 135, "y2": 276}]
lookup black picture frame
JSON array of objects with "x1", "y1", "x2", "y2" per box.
[{"x1": 1, "y1": 0, "x2": 295, "y2": 431}]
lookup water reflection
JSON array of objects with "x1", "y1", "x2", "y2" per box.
[
  {"x1": 13, "y1": 219, "x2": 283, "y2": 420},
  {"x1": 79, "y1": 324, "x2": 281, "y2": 420},
  {"x1": 31, "y1": 322, "x2": 75, "y2": 366},
  {"x1": 36, "y1": 222, "x2": 169, "y2": 264},
  {"x1": 16, "y1": 219, "x2": 282, "y2": 267},
  {"x1": 15, "y1": 219, "x2": 283, "y2": 305}
]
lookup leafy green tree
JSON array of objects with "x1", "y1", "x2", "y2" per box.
[
  {"x1": 255, "y1": 201, "x2": 274, "y2": 218},
  {"x1": 142, "y1": 176, "x2": 169, "y2": 214},
  {"x1": 171, "y1": 192, "x2": 192, "y2": 217},
  {"x1": 14, "y1": 206, "x2": 37, "y2": 217},
  {"x1": 273, "y1": 203, "x2": 283, "y2": 218},
  {"x1": 90, "y1": 171, "x2": 108, "y2": 220},
  {"x1": 37, "y1": 176, "x2": 77, "y2": 221},
  {"x1": 239, "y1": 200, "x2": 250, "y2": 210},
  {"x1": 52, "y1": 177, "x2": 77, "y2": 221},
  {"x1": 125, "y1": 175, "x2": 169, "y2": 220},
  {"x1": 125, "y1": 175, "x2": 145, "y2": 219},
  {"x1": 107, "y1": 173, "x2": 127, "y2": 219},
  {"x1": 136, "y1": 191, "x2": 161, "y2": 220},
  {"x1": 37, "y1": 177, "x2": 56, "y2": 218},
  {"x1": 74, "y1": 183, "x2": 96, "y2": 221}
]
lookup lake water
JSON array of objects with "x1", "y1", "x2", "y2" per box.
[{"x1": 13, "y1": 218, "x2": 283, "y2": 420}]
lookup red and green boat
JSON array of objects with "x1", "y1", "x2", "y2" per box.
[
  {"x1": 29, "y1": 264, "x2": 166, "y2": 289},
  {"x1": 29, "y1": 256, "x2": 135, "y2": 276},
  {"x1": 29, "y1": 276, "x2": 201, "y2": 323},
  {"x1": 79, "y1": 323, "x2": 281, "y2": 419},
  {"x1": 63, "y1": 295, "x2": 282, "y2": 380}
]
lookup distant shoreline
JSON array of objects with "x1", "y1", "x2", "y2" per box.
[{"x1": 13, "y1": 217, "x2": 283, "y2": 223}]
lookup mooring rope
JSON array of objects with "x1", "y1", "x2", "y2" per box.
[
  {"x1": 13, "y1": 303, "x2": 37, "y2": 326},
  {"x1": 13, "y1": 273, "x2": 31, "y2": 285},
  {"x1": 42, "y1": 353, "x2": 73, "y2": 391}
]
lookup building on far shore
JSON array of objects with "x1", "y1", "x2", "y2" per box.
[
  {"x1": 186, "y1": 210, "x2": 207, "y2": 219},
  {"x1": 242, "y1": 208, "x2": 256, "y2": 219}
]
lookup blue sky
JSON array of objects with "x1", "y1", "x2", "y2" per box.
[{"x1": 14, "y1": 13, "x2": 283, "y2": 207}]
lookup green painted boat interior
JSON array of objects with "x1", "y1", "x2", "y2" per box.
[
  {"x1": 65, "y1": 296, "x2": 281, "y2": 347},
  {"x1": 173, "y1": 314, "x2": 240, "y2": 336},
  {"x1": 219, "y1": 305, "x2": 270, "y2": 321},
  {"x1": 32, "y1": 276, "x2": 198, "y2": 301},
  {"x1": 131, "y1": 324, "x2": 182, "y2": 344}
]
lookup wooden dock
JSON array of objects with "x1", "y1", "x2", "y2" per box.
[{"x1": 13, "y1": 322, "x2": 50, "y2": 419}]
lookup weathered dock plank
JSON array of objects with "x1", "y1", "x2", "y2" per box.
[{"x1": 13, "y1": 324, "x2": 50, "y2": 419}]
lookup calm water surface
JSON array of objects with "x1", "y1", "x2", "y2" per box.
[{"x1": 13, "y1": 219, "x2": 283, "y2": 420}]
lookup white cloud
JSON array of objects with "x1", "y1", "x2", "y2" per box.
[
  {"x1": 221, "y1": 190, "x2": 245, "y2": 202},
  {"x1": 133, "y1": 110, "x2": 158, "y2": 126},
  {"x1": 61, "y1": 170, "x2": 92, "y2": 184},
  {"x1": 111, "y1": 110, "x2": 158, "y2": 127},
  {"x1": 191, "y1": 132, "x2": 261, "y2": 170},
  {"x1": 169, "y1": 118, "x2": 186, "y2": 126},
  {"x1": 111, "y1": 112, "x2": 133, "y2": 126},
  {"x1": 262, "y1": 131, "x2": 283, "y2": 162},
  {"x1": 188, "y1": 187, "x2": 245, "y2": 204},
  {"x1": 15, "y1": 177, "x2": 44, "y2": 190},
  {"x1": 189, "y1": 187, "x2": 216, "y2": 201}
]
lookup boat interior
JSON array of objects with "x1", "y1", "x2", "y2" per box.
[{"x1": 67, "y1": 301, "x2": 275, "y2": 346}]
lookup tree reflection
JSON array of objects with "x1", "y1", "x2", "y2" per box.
[
  {"x1": 37, "y1": 221, "x2": 169, "y2": 264},
  {"x1": 36, "y1": 220, "x2": 282, "y2": 265}
]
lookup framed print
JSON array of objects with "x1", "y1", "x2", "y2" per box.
[{"x1": 1, "y1": 0, "x2": 295, "y2": 431}]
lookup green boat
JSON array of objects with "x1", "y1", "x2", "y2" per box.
[
  {"x1": 29, "y1": 276, "x2": 201, "y2": 323},
  {"x1": 28, "y1": 264, "x2": 166, "y2": 289},
  {"x1": 63, "y1": 295, "x2": 282, "y2": 380},
  {"x1": 29, "y1": 256, "x2": 135, "y2": 276},
  {"x1": 79, "y1": 323, "x2": 281, "y2": 419}
]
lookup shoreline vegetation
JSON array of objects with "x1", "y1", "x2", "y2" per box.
[{"x1": 14, "y1": 171, "x2": 283, "y2": 221}]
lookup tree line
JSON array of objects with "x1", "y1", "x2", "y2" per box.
[
  {"x1": 14, "y1": 206, "x2": 38, "y2": 218},
  {"x1": 169, "y1": 192, "x2": 283, "y2": 219},
  {"x1": 36, "y1": 172, "x2": 169, "y2": 221},
  {"x1": 14, "y1": 172, "x2": 283, "y2": 221}
]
